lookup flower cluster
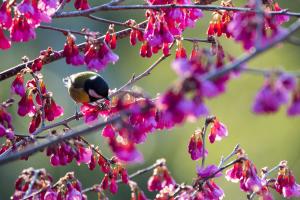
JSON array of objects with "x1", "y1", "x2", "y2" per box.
[
  {"x1": 46, "y1": 137, "x2": 92, "y2": 166},
  {"x1": 63, "y1": 33, "x2": 119, "y2": 71},
  {"x1": 228, "y1": 0, "x2": 289, "y2": 50},
  {"x1": 12, "y1": 168, "x2": 53, "y2": 199},
  {"x1": 137, "y1": 0, "x2": 203, "y2": 57},
  {"x1": 253, "y1": 73, "x2": 299, "y2": 116},
  {"x1": 11, "y1": 71, "x2": 63, "y2": 133},
  {"x1": 158, "y1": 43, "x2": 233, "y2": 128},
  {"x1": 188, "y1": 117, "x2": 228, "y2": 160},
  {"x1": 0, "y1": 0, "x2": 59, "y2": 50},
  {"x1": 226, "y1": 156, "x2": 300, "y2": 199},
  {"x1": 207, "y1": 0, "x2": 234, "y2": 38},
  {"x1": 147, "y1": 163, "x2": 175, "y2": 192}
]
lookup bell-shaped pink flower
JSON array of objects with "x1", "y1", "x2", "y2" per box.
[
  {"x1": 0, "y1": 1, "x2": 12, "y2": 29},
  {"x1": 11, "y1": 74, "x2": 25, "y2": 96},
  {"x1": 0, "y1": 28, "x2": 10, "y2": 49},
  {"x1": 10, "y1": 16, "x2": 36, "y2": 42},
  {"x1": 208, "y1": 119, "x2": 228, "y2": 144}
]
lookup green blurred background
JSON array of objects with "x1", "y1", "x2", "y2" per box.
[{"x1": 0, "y1": 0, "x2": 300, "y2": 199}]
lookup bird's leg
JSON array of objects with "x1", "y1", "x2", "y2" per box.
[{"x1": 74, "y1": 103, "x2": 80, "y2": 120}]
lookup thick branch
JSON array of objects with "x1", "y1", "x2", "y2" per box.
[{"x1": 53, "y1": 4, "x2": 300, "y2": 18}]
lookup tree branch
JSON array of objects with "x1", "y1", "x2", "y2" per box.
[{"x1": 53, "y1": 4, "x2": 300, "y2": 18}]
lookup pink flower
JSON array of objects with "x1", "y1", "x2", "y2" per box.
[
  {"x1": 240, "y1": 160, "x2": 262, "y2": 193},
  {"x1": 10, "y1": 16, "x2": 36, "y2": 42},
  {"x1": 225, "y1": 162, "x2": 243, "y2": 183},
  {"x1": 0, "y1": 105, "x2": 13, "y2": 129},
  {"x1": 208, "y1": 119, "x2": 228, "y2": 144},
  {"x1": 102, "y1": 124, "x2": 116, "y2": 138},
  {"x1": 0, "y1": 28, "x2": 10, "y2": 49},
  {"x1": 188, "y1": 130, "x2": 208, "y2": 160},
  {"x1": 74, "y1": 0, "x2": 90, "y2": 10},
  {"x1": 18, "y1": 94, "x2": 36, "y2": 117},
  {"x1": 202, "y1": 180, "x2": 225, "y2": 200},
  {"x1": 253, "y1": 77, "x2": 289, "y2": 114},
  {"x1": 108, "y1": 136, "x2": 143, "y2": 163},
  {"x1": 287, "y1": 90, "x2": 300, "y2": 116},
  {"x1": 0, "y1": 124, "x2": 14, "y2": 139},
  {"x1": 44, "y1": 98, "x2": 64, "y2": 121},
  {"x1": 275, "y1": 169, "x2": 300, "y2": 198},
  {"x1": 44, "y1": 189, "x2": 58, "y2": 200},
  {"x1": 66, "y1": 185, "x2": 83, "y2": 200},
  {"x1": 273, "y1": 3, "x2": 289, "y2": 25},
  {"x1": 76, "y1": 146, "x2": 92, "y2": 164},
  {"x1": 80, "y1": 104, "x2": 99, "y2": 123},
  {"x1": 110, "y1": 178, "x2": 118, "y2": 194},
  {"x1": 0, "y1": 1, "x2": 12, "y2": 29},
  {"x1": 29, "y1": 113, "x2": 41, "y2": 133},
  {"x1": 84, "y1": 43, "x2": 119, "y2": 71},
  {"x1": 63, "y1": 34, "x2": 84, "y2": 66},
  {"x1": 11, "y1": 74, "x2": 25, "y2": 96},
  {"x1": 228, "y1": 0, "x2": 285, "y2": 51},
  {"x1": 147, "y1": 165, "x2": 175, "y2": 192},
  {"x1": 197, "y1": 165, "x2": 222, "y2": 179}
]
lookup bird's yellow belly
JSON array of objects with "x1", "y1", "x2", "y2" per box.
[{"x1": 69, "y1": 87, "x2": 90, "y2": 103}]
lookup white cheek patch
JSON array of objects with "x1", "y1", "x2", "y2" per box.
[{"x1": 88, "y1": 89, "x2": 103, "y2": 99}]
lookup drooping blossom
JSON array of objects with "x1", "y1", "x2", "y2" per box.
[
  {"x1": 0, "y1": 1, "x2": 12, "y2": 29},
  {"x1": 201, "y1": 180, "x2": 225, "y2": 200},
  {"x1": 147, "y1": 164, "x2": 175, "y2": 192},
  {"x1": 252, "y1": 75, "x2": 292, "y2": 114},
  {"x1": 287, "y1": 89, "x2": 300, "y2": 116},
  {"x1": 207, "y1": 1, "x2": 234, "y2": 38},
  {"x1": 225, "y1": 161, "x2": 244, "y2": 183},
  {"x1": 208, "y1": 118, "x2": 228, "y2": 144},
  {"x1": 44, "y1": 98, "x2": 64, "y2": 121},
  {"x1": 188, "y1": 129, "x2": 207, "y2": 160},
  {"x1": 10, "y1": 16, "x2": 36, "y2": 42},
  {"x1": 84, "y1": 42, "x2": 119, "y2": 71},
  {"x1": 108, "y1": 136, "x2": 143, "y2": 163},
  {"x1": 228, "y1": 0, "x2": 286, "y2": 51},
  {"x1": 63, "y1": 34, "x2": 84, "y2": 66},
  {"x1": 265, "y1": 2, "x2": 289, "y2": 25},
  {"x1": 0, "y1": 28, "x2": 10, "y2": 49},
  {"x1": 275, "y1": 167, "x2": 300, "y2": 198},
  {"x1": 11, "y1": 74, "x2": 25, "y2": 97},
  {"x1": 74, "y1": 0, "x2": 90, "y2": 10},
  {"x1": 18, "y1": 94, "x2": 36, "y2": 117},
  {"x1": 0, "y1": 124, "x2": 14, "y2": 139},
  {"x1": 197, "y1": 164, "x2": 222, "y2": 179}
]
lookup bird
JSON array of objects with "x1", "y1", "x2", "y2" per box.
[{"x1": 63, "y1": 71, "x2": 110, "y2": 104}]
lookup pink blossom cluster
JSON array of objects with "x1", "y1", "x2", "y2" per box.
[
  {"x1": 253, "y1": 73, "x2": 300, "y2": 116},
  {"x1": 0, "y1": 0, "x2": 59, "y2": 50},
  {"x1": 63, "y1": 34, "x2": 119, "y2": 71},
  {"x1": 228, "y1": 0, "x2": 289, "y2": 50},
  {"x1": 134, "y1": 0, "x2": 203, "y2": 57},
  {"x1": 157, "y1": 43, "x2": 234, "y2": 128},
  {"x1": 11, "y1": 72, "x2": 63, "y2": 133}
]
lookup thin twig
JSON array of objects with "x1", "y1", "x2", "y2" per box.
[
  {"x1": 87, "y1": 15, "x2": 144, "y2": 31},
  {"x1": 38, "y1": 25, "x2": 99, "y2": 37},
  {"x1": 218, "y1": 144, "x2": 240, "y2": 168}
]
